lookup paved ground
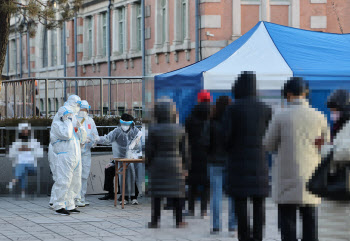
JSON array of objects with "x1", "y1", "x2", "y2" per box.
[{"x1": 0, "y1": 195, "x2": 284, "y2": 241}]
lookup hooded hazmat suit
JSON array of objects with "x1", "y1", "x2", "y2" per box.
[
  {"x1": 48, "y1": 105, "x2": 87, "y2": 211},
  {"x1": 49, "y1": 95, "x2": 84, "y2": 205},
  {"x1": 75, "y1": 101, "x2": 99, "y2": 202}
]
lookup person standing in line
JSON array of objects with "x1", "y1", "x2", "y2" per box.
[
  {"x1": 146, "y1": 98, "x2": 189, "y2": 228},
  {"x1": 203, "y1": 96, "x2": 237, "y2": 234},
  {"x1": 75, "y1": 100, "x2": 99, "y2": 207},
  {"x1": 223, "y1": 71, "x2": 272, "y2": 241},
  {"x1": 185, "y1": 90, "x2": 211, "y2": 217},
  {"x1": 264, "y1": 77, "x2": 330, "y2": 241},
  {"x1": 317, "y1": 89, "x2": 350, "y2": 240}
]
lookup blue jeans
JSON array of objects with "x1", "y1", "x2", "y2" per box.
[
  {"x1": 209, "y1": 165, "x2": 236, "y2": 230},
  {"x1": 14, "y1": 164, "x2": 36, "y2": 189}
]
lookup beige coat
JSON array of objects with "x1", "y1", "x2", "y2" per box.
[{"x1": 263, "y1": 98, "x2": 330, "y2": 205}]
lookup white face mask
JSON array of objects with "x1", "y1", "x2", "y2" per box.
[
  {"x1": 121, "y1": 124, "x2": 130, "y2": 132},
  {"x1": 78, "y1": 111, "x2": 88, "y2": 118},
  {"x1": 330, "y1": 111, "x2": 340, "y2": 121}
]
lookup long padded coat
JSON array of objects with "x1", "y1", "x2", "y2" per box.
[
  {"x1": 146, "y1": 101, "x2": 189, "y2": 198},
  {"x1": 223, "y1": 73, "x2": 272, "y2": 198}
]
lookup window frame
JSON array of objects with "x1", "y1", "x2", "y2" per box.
[
  {"x1": 87, "y1": 16, "x2": 93, "y2": 59},
  {"x1": 102, "y1": 12, "x2": 107, "y2": 57},
  {"x1": 118, "y1": 7, "x2": 126, "y2": 54},
  {"x1": 51, "y1": 28, "x2": 57, "y2": 66},
  {"x1": 136, "y1": 4, "x2": 142, "y2": 51},
  {"x1": 43, "y1": 27, "x2": 48, "y2": 68}
]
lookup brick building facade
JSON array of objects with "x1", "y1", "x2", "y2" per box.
[{"x1": 3, "y1": 0, "x2": 350, "y2": 116}]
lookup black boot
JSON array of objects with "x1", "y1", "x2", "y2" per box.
[{"x1": 98, "y1": 193, "x2": 114, "y2": 200}]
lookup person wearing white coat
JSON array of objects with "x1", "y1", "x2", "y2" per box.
[
  {"x1": 49, "y1": 105, "x2": 87, "y2": 215},
  {"x1": 75, "y1": 100, "x2": 99, "y2": 207}
]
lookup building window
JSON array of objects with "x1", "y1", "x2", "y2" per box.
[
  {"x1": 161, "y1": 0, "x2": 167, "y2": 44},
  {"x1": 51, "y1": 29, "x2": 57, "y2": 66},
  {"x1": 43, "y1": 28, "x2": 48, "y2": 67},
  {"x1": 133, "y1": 107, "x2": 142, "y2": 118},
  {"x1": 61, "y1": 27, "x2": 65, "y2": 65},
  {"x1": 136, "y1": 4, "x2": 142, "y2": 51},
  {"x1": 102, "y1": 12, "x2": 107, "y2": 56},
  {"x1": 87, "y1": 16, "x2": 93, "y2": 59},
  {"x1": 22, "y1": 34, "x2": 25, "y2": 67},
  {"x1": 181, "y1": 0, "x2": 187, "y2": 41},
  {"x1": 10, "y1": 40, "x2": 16, "y2": 71},
  {"x1": 118, "y1": 106, "x2": 125, "y2": 116},
  {"x1": 118, "y1": 7, "x2": 125, "y2": 53}
]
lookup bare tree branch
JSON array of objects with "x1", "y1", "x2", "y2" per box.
[{"x1": 331, "y1": 1, "x2": 344, "y2": 34}]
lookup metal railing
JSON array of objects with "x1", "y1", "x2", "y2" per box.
[{"x1": 1, "y1": 76, "x2": 143, "y2": 119}]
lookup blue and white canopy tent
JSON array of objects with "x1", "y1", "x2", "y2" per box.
[{"x1": 155, "y1": 21, "x2": 350, "y2": 123}]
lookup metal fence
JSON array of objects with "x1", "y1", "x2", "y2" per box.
[{"x1": 0, "y1": 76, "x2": 144, "y2": 119}]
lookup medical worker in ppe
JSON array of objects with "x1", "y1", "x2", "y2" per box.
[
  {"x1": 97, "y1": 113, "x2": 143, "y2": 205},
  {"x1": 49, "y1": 105, "x2": 87, "y2": 215},
  {"x1": 49, "y1": 95, "x2": 83, "y2": 207},
  {"x1": 75, "y1": 100, "x2": 99, "y2": 207}
]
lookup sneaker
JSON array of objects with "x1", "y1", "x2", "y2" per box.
[
  {"x1": 75, "y1": 200, "x2": 86, "y2": 207},
  {"x1": 98, "y1": 193, "x2": 114, "y2": 200},
  {"x1": 49, "y1": 203, "x2": 53, "y2": 209},
  {"x1": 120, "y1": 200, "x2": 128, "y2": 205},
  {"x1": 55, "y1": 208, "x2": 70, "y2": 216},
  {"x1": 84, "y1": 201, "x2": 90, "y2": 206},
  {"x1": 131, "y1": 199, "x2": 138, "y2": 205},
  {"x1": 68, "y1": 209, "x2": 80, "y2": 214}
]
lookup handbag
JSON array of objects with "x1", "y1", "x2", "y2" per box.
[{"x1": 306, "y1": 148, "x2": 350, "y2": 201}]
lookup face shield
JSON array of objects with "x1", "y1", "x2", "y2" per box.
[
  {"x1": 120, "y1": 120, "x2": 133, "y2": 132},
  {"x1": 78, "y1": 100, "x2": 90, "y2": 118}
]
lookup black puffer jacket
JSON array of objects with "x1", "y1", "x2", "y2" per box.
[
  {"x1": 185, "y1": 102, "x2": 211, "y2": 186},
  {"x1": 223, "y1": 72, "x2": 272, "y2": 197},
  {"x1": 146, "y1": 100, "x2": 189, "y2": 198}
]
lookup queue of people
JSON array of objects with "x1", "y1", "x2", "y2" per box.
[{"x1": 147, "y1": 71, "x2": 349, "y2": 241}]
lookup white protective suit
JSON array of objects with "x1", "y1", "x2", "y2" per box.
[
  {"x1": 48, "y1": 105, "x2": 87, "y2": 210},
  {"x1": 97, "y1": 124, "x2": 143, "y2": 198},
  {"x1": 49, "y1": 95, "x2": 83, "y2": 205},
  {"x1": 75, "y1": 101, "x2": 99, "y2": 202}
]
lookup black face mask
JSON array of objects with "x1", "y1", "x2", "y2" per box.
[{"x1": 19, "y1": 134, "x2": 29, "y2": 141}]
